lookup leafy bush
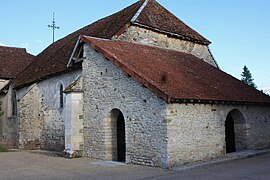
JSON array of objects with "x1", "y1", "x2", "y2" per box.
[{"x1": 0, "y1": 145, "x2": 7, "y2": 152}]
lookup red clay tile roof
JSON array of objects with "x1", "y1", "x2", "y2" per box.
[
  {"x1": 14, "y1": 0, "x2": 211, "y2": 88},
  {"x1": 0, "y1": 46, "x2": 34, "y2": 79},
  {"x1": 132, "y1": 0, "x2": 211, "y2": 45},
  {"x1": 13, "y1": 1, "x2": 144, "y2": 89},
  {"x1": 81, "y1": 36, "x2": 270, "y2": 105}
]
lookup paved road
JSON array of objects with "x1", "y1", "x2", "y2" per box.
[{"x1": 0, "y1": 151, "x2": 270, "y2": 180}]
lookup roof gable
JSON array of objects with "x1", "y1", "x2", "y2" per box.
[
  {"x1": 81, "y1": 36, "x2": 270, "y2": 105},
  {"x1": 13, "y1": 0, "x2": 210, "y2": 88},
  {"x1": 0, "y1": 46, "x2": 34, "y2": 79},
  {"x1": 132, "y1": 0, "x2": 211, "y2": 45},
  {"x1": 14, "y1": 1, "x2": 144, "y2": 88}
]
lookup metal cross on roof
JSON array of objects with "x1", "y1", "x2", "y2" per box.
[{"x1": 48, "y1": 12, "x2": 60, "y2": 43}]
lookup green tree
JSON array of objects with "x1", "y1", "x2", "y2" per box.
[{"x1": 241, "y1": 65, "x2": 257, "y2": 88}]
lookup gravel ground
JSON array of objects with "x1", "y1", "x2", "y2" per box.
[{"x1": 0, "y1": 151, "x2": 270, "y2": 180}]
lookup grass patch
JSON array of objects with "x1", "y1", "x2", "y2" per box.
[{"x1": 0, "y1": 145, "x2": 8, "y2": 152}]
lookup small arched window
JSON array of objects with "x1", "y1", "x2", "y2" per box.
[
  {"x1": 60, "y1": 84, "x2": 64, "y2": 108},
  {"x1": 12, "y1": 89, "x2": 17, "y2": 116}
]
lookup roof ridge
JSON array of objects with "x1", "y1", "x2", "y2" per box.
[
  {"x1": 131, "y1": 0, "x2": 211, "y2": 45},
  {"x1": 131, "y1": 0, "x2": 149, "y2": 23}
]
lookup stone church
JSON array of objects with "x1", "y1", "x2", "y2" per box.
[{"x1": 1, "y1": 0, "x2": 270, "y2": 168}]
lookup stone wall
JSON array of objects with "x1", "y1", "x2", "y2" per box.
[
  {"x1": 245, "y1": 106, "x2": 270, "y2": 149},
  {"x1": 17, "y1": 85, "x2": 41, "y2": 150},
  {"x1": 114, "y1": 25, "x2": 218, "y2": 68},
  {"x1": 17, "y1": 70, "x2": 81, "y2": 151},
  {"x1": 166, "y1": 103, "x2": 270, "y2": 167},
  {"x1": 0, "y1": 87, "x2": 18, "y2": 148},
  {"x1": 82, "y1": 44, "x2": 169, "y2": 167},
  {"x1": 82, "y1": 44, "x2": 270, "y2": 168}
]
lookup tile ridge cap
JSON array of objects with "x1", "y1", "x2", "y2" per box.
[{"x1": 130, "y1": 0, "x2": 149, "y2": 23}]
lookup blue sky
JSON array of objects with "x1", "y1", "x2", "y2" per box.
[{"x1": 1, "y1": 0, "x2": 270, "y2": 92}]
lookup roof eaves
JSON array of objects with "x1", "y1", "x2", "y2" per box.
[
  {"x1": 15, "y1": 65, "x2": 80, "y2": 90},
  {"x1": 171, "y1": 98, "x2": 270, "y2": 106},
  {"x1": 67, "y1": 35, "x2": 82, "y2": 68},
  {"x1": 0, "y1": 77, "x2": 13, "y2": 80},
  {"x1": 131, "y1": 22, "x2": 211, "y2": 45},
  {"x1": 113, "y1": 23, "x2": 131, "y2": 38}
]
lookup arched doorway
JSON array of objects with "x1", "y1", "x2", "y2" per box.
[
  {"x1": 225, "y1": 109, "x2": 247, "y2": 153},
  {"x1": 105, "y1": 109, "x2": 126, "y2": 162},
  {"x1": 117, "y1": 112, "x2": 125, "y2": 162},
  {"x1": 225, "y1": 114, "x2": 236, "y2": 153}
]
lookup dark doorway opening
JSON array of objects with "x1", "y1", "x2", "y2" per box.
[
  {"x1": 106, "y1": 109, "x2": 126, "y2": 162},
  {"x1": 117, "y1": 112, "x2": 126, "y2": 162},
  {"x1": 225, "y1": 114, "x2": 236, "y2": 153}
]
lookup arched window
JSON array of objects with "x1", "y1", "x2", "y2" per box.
[
  {"x1": 60, "y1": 84, "x2": 64, "y2": 108},
  {"x1": 11, "y1": 89, "x2": 17, "y2": 116}
]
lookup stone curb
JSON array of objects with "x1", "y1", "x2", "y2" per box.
[{"x1": 171, "y1": 149, "x2": 270, "y2": 171}]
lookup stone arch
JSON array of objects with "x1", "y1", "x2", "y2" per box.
[
  {"x1": 105, "y1": 109, "x2": 126, "y2": 162},
  {"x1": 225, "y1": 109, "x2": 247, "y2": 153}
]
